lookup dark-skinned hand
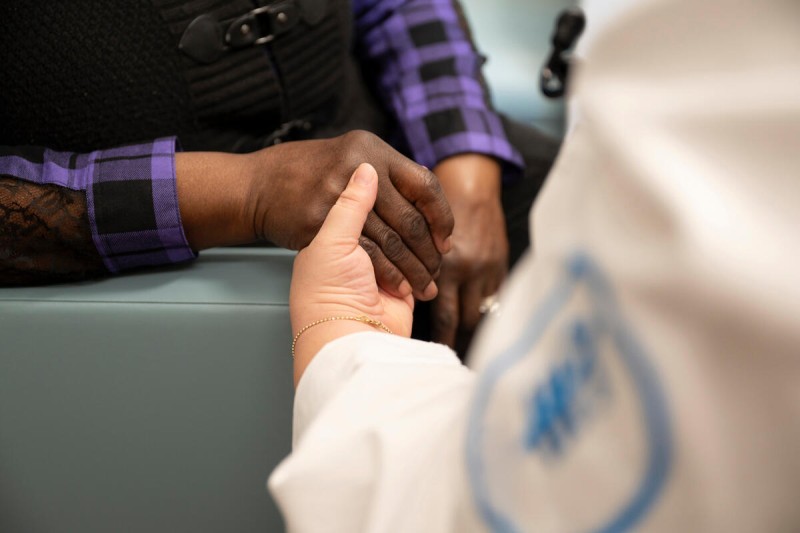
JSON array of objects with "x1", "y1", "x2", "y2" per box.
[
  {"x1": 430, "y1": 154, "x2": 508, "y2": 349},
  {"x1": 177, "y1": 130, "x2": 454, "y2": 301}
]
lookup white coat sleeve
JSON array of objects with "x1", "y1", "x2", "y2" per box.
[{"x1": 267, "y1": 332, "x2": 475, "y2": 533}]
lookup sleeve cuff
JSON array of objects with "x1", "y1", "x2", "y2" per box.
[
  {"x1": 84, "y1": 137, "x2": 196, "y2": 273},
  {"x1": 401, "y1": 107, "x2": 525, "y2": 184},
  {"x1": 293, "y1": 332, "x2": 462, "y2": 446}
]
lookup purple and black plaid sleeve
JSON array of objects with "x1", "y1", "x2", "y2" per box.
[
  {"x1": 0, "y1": 138, "x2": 195, "y2": 273},
  {"x1": 354, "y1": 0, "x2": 524, "y2": 179}
]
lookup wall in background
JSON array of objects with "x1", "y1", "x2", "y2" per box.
[{"x1": 460, "y1": 0, "x2": 577, "y2": 137}]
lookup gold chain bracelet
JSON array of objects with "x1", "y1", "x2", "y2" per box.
[{"x1": 292, "y1": 315, "x2": 392, "y2": 358}]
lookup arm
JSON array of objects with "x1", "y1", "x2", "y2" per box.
[
  {"x1": 270, "y1": 332, "x2": 472, "y2": 533},
  {"x1": 270, "y1": 163, "x2": 472, "y2": 532},
  {"x1": 0, "y1": 176, "x2": 106, "y2": 285},
  {"x1": 431, "y1": 153, "x2": 507, "y2": 347},
  {"x1": 353, "y1": 0, "x2": 522, "y2": 174},
  {"x1": 0, "y1": 139, "x2": 194, "y2": 286},
  {"x1": 186, "y1": 131, "x2": 454, "y2": 300},
  {"x1": 2, "y1": 131, "x2": 454, "y2": 297},
  {"x1": 354, "y1": 0, "x2": 522, "y2": 347}
]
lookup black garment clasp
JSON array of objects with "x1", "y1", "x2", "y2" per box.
[
  {"x1": 179, "y1": 2, "x2": 301, "y2": 64},
  {"x1": 227, "y1": 2, "x2": 300, "y2": 48}
]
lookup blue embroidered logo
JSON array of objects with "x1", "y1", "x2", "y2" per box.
[
  {"x1": 523, "y1": 320, "x2": 608, "y2": 456},
  {"x1": 465, "y1": 253, "x2": 672, "y2": 533}
]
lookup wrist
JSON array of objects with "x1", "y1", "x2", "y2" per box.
[
  {"x1": 176, "y1": 152, "x2": 257, "y2": 249},
  {"x1": 434, "y1": 154, "x2": 502, "y2": 204},
  {"x1": 290, "y1": 296, "x2": 376, "y2": 333},
  {"x1": 292, "y1": 319, "x2": 383, "y2": 387}
]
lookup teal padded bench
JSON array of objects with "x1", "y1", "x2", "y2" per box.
[{"x1": 0, "y1": 248, "x2": 295, "y2": 532}]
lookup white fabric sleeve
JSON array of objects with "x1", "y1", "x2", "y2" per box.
[{"x1": 268, "y1": 332, "x2": 476, "y2": 533}]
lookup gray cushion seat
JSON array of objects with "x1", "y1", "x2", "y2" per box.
[{"x1": 0, "y1": 248, "x2": 295, "y2": 532}]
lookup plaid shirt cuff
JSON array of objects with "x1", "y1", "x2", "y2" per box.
[
  {"x1": 356, "y1": 0, "x2": 524, "y2": 182},
  {"x1": 402, "y1": 106, "x2": 524, "y2": 182},
  {"x1": 85, "y1": 137, "x2": 196, "y2": 272}
]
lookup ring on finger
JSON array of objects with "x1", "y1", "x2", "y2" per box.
[{"x1": 479, "y1": 293, "x2": 501, "y2": 315}]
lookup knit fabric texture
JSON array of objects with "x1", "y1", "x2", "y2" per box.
[{"x1": 0, "y1": 0, "x2": 351, "y2": 154}]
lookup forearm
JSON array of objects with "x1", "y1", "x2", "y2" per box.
[
  {"x1": 354, "y1": 0, "x2": 523, "y2": 174},
  {"x1": 0, "y1": 140, "x2": 195, "y2": 285},
  {"x1": 269, "y1": 333, "x2": 470, "y2": 532},
  {"x1": 0, "y1": 176, "x2": 105, "y2": 285},
  {"x1": 1, "y1": 141, "x2": 272, "y2": 286}
]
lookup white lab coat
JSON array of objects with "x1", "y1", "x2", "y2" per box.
[{"x1": 268, "y1": 0, "x2": 800, "y2": 531}]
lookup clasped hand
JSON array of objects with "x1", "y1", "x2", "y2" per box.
[
  {"x1": 290, "y1": 164, "x2": 415, "y2": 384},
  {"x1": 249, "y1": 131, "x2": 453, "y2": 302}
]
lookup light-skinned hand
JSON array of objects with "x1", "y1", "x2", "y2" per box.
[{"x1": 290, "y1": 163, "x2": 415, "y2": 385}]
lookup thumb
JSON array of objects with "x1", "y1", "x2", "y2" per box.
[{"x1": 316, "y1": 163, "x2": 378, "y2": 243}]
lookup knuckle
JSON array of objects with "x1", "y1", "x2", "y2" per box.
[
  {"x1": 420, "y1": 167, "x2": 438, "y2": 189},
  {"x1": 381, "y1": 230, "x2": 406, "y2": 261},
  {"x1": 411, "y1": 166, "x2": 439, "y2": 196},
  {"x1": 342, "y1": 129, "x2": 374, "y2": 147},
  {"x1": 361, "y1": 237, "x2": 405, "y2": 286},
  {"x1": 359, "y1": 236, "x2": 377, "y2": 256},
  {"x1": 402, "y1": 209, "x2": 430, "y2": 242}
]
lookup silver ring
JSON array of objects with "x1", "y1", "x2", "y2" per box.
[{"x1": 479, "y1": 294, "x2": 501, "y2": 315}]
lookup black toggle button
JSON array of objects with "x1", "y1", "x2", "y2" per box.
[
  {"x1": 226, "y1": 2, "x2": 301, "y2": 48},
  {"x1": 179, "y1": 14, "x2": 226, "y2": 64},
  {"x1": 179, "y1": 1, "x2": 309, "y2": 64}
]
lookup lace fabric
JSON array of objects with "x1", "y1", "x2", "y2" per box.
[{"x1": 0, "y1": 176, "x2": 106, "y2": 286}]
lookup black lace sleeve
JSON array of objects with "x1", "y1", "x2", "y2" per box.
[{"x1": 0, "y1": 176, "x2": 107, "y2": 286}]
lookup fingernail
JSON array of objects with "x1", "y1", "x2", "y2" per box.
[
  {"x1": 398, "y1": 280, "x2": 412, "y2": 296},
  {"x1": 353, "y1": 163, "x2": 375, "y2": 186},
  {"x1": 442, "y1": 236, "x2": 453, "y2": 253},
  {"x1": 422, "y1": 281, "x2": 438, "y2": 300}
]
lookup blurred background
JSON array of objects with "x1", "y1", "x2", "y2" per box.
[{"x1": 461, "y1": 0, "x2": 578, "y2": 137}]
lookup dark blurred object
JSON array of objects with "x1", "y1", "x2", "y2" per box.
[{"x1": 540, "y1": 8, "x2": 586, "y2": 98}]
